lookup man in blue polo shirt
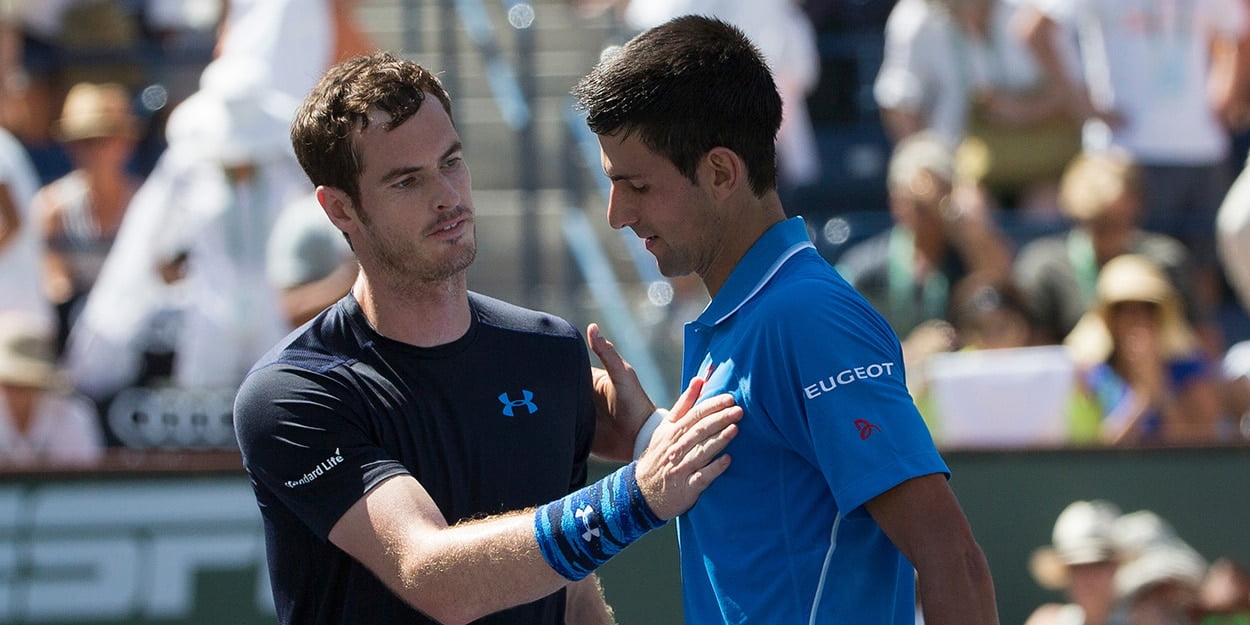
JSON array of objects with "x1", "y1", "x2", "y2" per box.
[{"x1": 574, "y1": 15, "x2": 1000, "y2": 624}]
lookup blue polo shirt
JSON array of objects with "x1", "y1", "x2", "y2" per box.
[{"x1": 678, "y1": 217, "x2": 948, "y2": 624}]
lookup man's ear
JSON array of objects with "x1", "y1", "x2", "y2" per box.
[
  {"x1": 704, "y1": 146, "x2": 744, "y2": 200},
  {"x1": 316, "y1": 186, "x2": 357, "y2": 235}
]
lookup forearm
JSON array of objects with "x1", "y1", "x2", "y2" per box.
[
  {"x1": 944, "y1": 198, "x2": 1013, "y2": 282},
  {"x1": 867, "y1": 475, "x2": 999, "y2": 625},
  {"x1": 917, "y1": 544, "x2": 1000, "y2": 625},
  {"x1": 395, "y1": 513, "x2": 572, "y2": 624},
  {"x1": 1019, "y1": 10, "x2": 1089, "y2": 118},
  {"x1": 1210, "y1": 32, "x2": 1250, "y2": 125},
  {"x1": 343, "y1": 463, "x2": 666, "y2": 624},
  {"x1": 564, "y1": 574, "x2": 617, "y2": 625}
]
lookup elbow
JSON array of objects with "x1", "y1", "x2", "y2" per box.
[
  {"x1": 394, "y1": 559, "x2": 482, "y2": 625},
  {"x1": 402, "y1": 588, "x2": 481, "y2": 625}
]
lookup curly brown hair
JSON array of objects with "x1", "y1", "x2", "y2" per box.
[{"x1": 290, "y1": 51, "x2": 453, "y2": 205}]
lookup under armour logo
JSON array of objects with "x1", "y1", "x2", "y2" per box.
[
  {"x1": 498, "y1": 390, "x2": 538, "y2": 417},
  {"x1": 854, "y1": 419, "x2": 881, "y2": 440},
  {"x1": 575, "y1": 505, "x2": 600, "y2": 542}
]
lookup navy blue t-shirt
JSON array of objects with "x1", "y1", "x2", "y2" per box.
[{"x1": 234, "y1": 292, "x2": 596, "y2": 625}]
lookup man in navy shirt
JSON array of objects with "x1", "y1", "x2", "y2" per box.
[{"x1": 234, "y1": 51, "x2": 741, "y2": 625}]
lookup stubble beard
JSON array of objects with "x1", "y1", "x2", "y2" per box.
[{"x1": 370, "y1": 226, "x2": 477, "y2": 290}]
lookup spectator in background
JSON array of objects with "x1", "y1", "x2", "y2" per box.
[
  {"x1": 874, "y1": 0, "x2": 1080, "y2": 217},
  {"x1": 1015, "y1": 0, "x2": 1250, "y2": 317},
  {"x1": 35, "y1": 81, "x2": 141, "y2": 354},
  {"x1": 64, "y1": 55, "x2": 307, "y2": 400},
  {"x1": 1217, "y1": 158, "x2": 1250, "y2": 316},
  {"x1": 1222, "y1": 341, "x2": 1250, "y2": 441},
  {"x1": 1198, "y1": 558, "x2": 1250, "y2": 624},
  {"x1": 837, "y1": 131, "x2": 1013, "y2": 366},
  {"x1": 909, "y1": 271, "x2": 1045, "y2": 439},
  {"x1": 1026, "y1": 499, "x2": 1124, "y2": 625},
  {"x1": 1014, "y1": 150, "x2": 1211, "y2": 348},
  {"x1": 0, "y1": 0, "x2": 147, "y2": 184},
  {"x1": 0, "y1": 121, "x2": 48, "y2": 327},
  {"x1": 265, "y1": 192, "x2": 357, "y2": 328},
  {"x1": 1064, "y1": 254, "x2": 1227, "y2": 445},
  {"x1": 947, "y1": 271, "x2": 1036, "y2": 350},
  {"x1": 215, "y1": 0, "x2": 376, "y2": 106},
  {"x1": 0, "y1": 311, "x2": 103, "y2": 466},
  {"x1": 1112, "y1": 510, "x2": 1209, "y2": 625}
]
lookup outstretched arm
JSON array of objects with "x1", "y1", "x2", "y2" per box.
[{"x1": 328, "y1": 379, "x2": 740, "y2": 625}]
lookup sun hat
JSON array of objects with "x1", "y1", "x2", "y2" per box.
[
  {"x1": 887, "y1": 130, "x2": 955, "y2": 192},
  {"x1": 0, "y1": 313, "x2": 65, "y2": 390},
  {"x1": 53, "y1": 82, "x2": 140, "y2": 143},
  {"x1": 164, "y1": 55, "x2": 299, "y2": 168},
  {"x1": 1063, "y1": 254, "x2": 1199, "y2": 367},
  {"x1": 1029, "y1": 500, "x2": 1122, "y2": 590},
  {"x1": 1112, "y1": 510, "x2": 1207, "y2": 599}
]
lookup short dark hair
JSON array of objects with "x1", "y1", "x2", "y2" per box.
[
  {"x1": 290, "y1": 51, "x2": 453, "y2": 205},
  {"x1": 572, "y1": 15, "x2": 781, "y2": 196}
]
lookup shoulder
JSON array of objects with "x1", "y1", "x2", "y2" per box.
[
  {"x1": 470, "y1": 292, "x2": 580, "y2": 340},
  {"x1": 755, "y1": 252, "x2": 900, "y2": 345},
  {"x1": 1133, "y1": 232, "x2": 1190, "y2": 266},
  {"x1": 236, "y1": 302, "x2": 360, "y2": 403},
  {"x1": 1015, "y1": 234, "x2": 1071, "y2": 274}
]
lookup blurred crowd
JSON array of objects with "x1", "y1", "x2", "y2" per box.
[
  {"x1": 2, "y1": 0, "x2": 1250, "y2": 468},
  {"x1": 841, "y1": 0, "x2": 1250, "y2": 449},
  {"x1": 0, "y1": 0, "x2": 366, "y2": 465},
  {"x1": 1025, "y1": 500, "x2": 1250, "y2": 625}
]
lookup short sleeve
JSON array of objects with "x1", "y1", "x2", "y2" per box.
[
  {"x1": 752, "y1": 280, "x2": 948, "y2": 514},
  {"x1": 234, "y1": 364, "x2": 408, "y2": 539}
]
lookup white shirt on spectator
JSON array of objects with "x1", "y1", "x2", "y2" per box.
[
  {"x1": 0, "y1": 391, "x2": 104, "y2": 466},
  {"x1": 874, "y1": 0, "x2": 1078, "y2": 148},
  {"x1": 0, "y1": 127, "x2": 51, "y2": 326},
  {"x1": 1025, "y1": 0, "x2": 1248, "y2": 163}
]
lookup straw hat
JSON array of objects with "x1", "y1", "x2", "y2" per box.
[
  {"x1": 887, "y1": 131, "x2": 954, "y2": 191},
  {"x1": 0, "y1": 313, "x2": 65, "y2": 390},
  {"x1": 53, "y1": 82, "x2": 140, "y2": 143},
  {"x1": 1029, "y1": 500, "x2": 1122, "y2": 590},
  {"x1": 1063, "y1": 254, "x2": 1198, "y2": 367}
]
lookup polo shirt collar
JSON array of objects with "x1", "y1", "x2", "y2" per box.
[{"x1": 696, "y1": 217, "x2": 814, "y2": 327}]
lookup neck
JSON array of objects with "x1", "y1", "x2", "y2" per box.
[
  {"x1": 83, "y1": 167, "x2": 131, "y2": 231},
  {"x1": 352, "y1": 271, "x2": 472, "y2": 347},
  {"x1": 702, "y1": 191, "x2": 786, "y2": 297}
]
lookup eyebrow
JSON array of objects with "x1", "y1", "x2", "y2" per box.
[
  {"x1": 606, "y1": 169, "x2": 646, "y2": 183},
  {"x1": 378, "y1": 141, "x2": 463, "y2": 184}
]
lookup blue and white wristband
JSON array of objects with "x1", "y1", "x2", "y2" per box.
[{"x1": 533, "y1": 461, "x2": 666, "y2": 581}]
